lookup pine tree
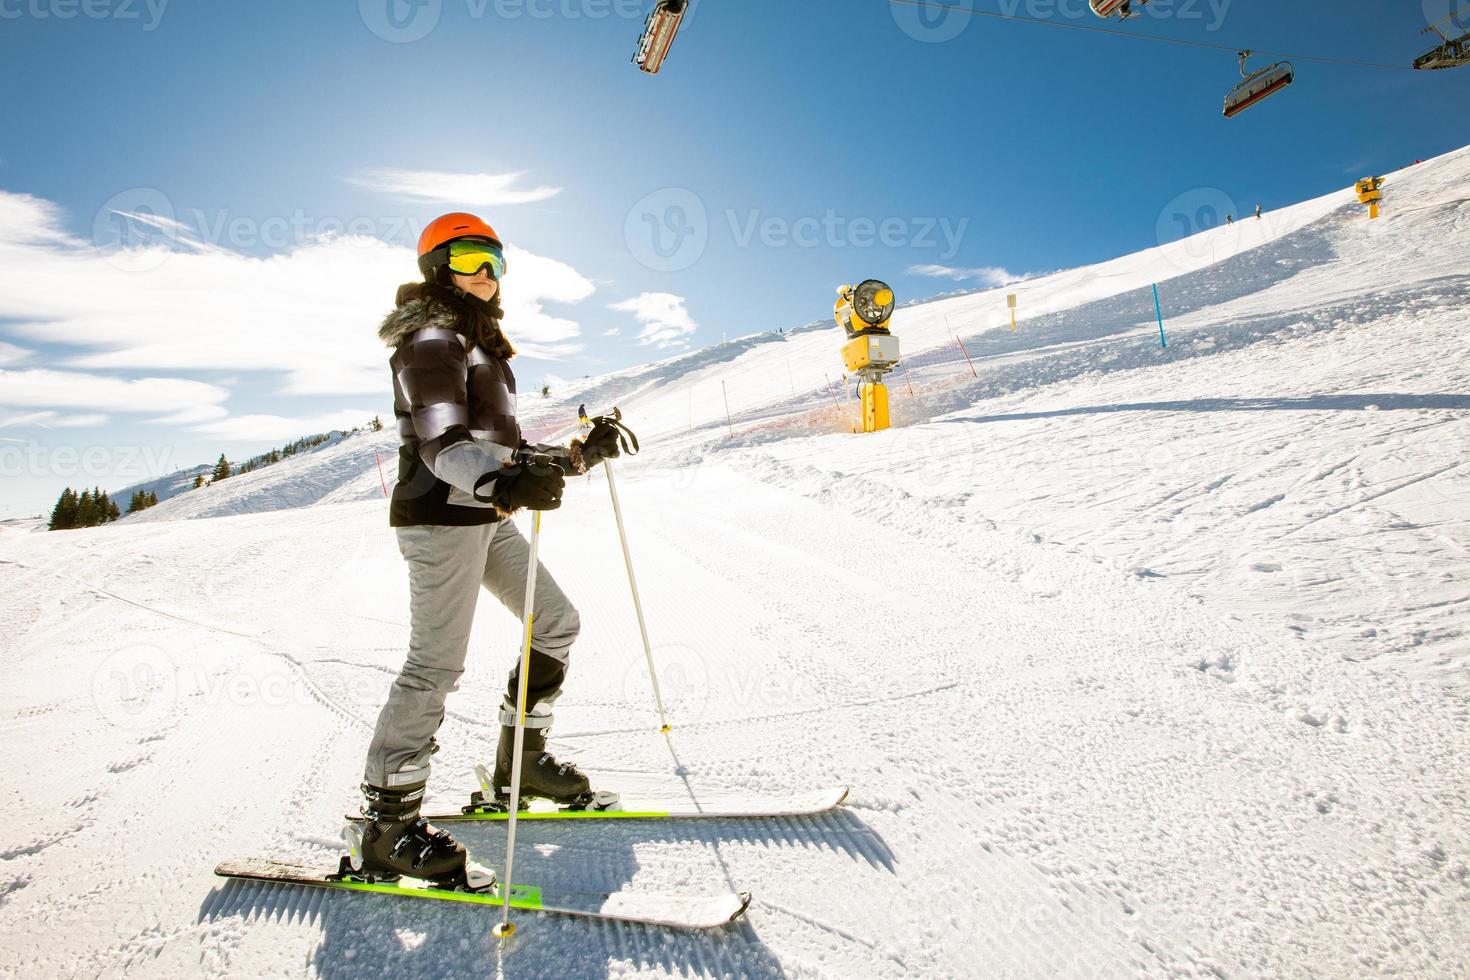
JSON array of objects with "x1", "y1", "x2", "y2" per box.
[
  {"x1": 212, "y1": 454, "x2": 232, "y2": 482},
  {"x1": 75, "y1": 489, "x2": 98, "y2": 528},
  {"x1": 193, "y1": 474, "x2": 206, "y2": 489},
  {"x1": 105, "y1": 496, "x2": 121, "y2": 522},
  {"x1": 540, "y1": 383, "x2": 551, "y2": 398},
  {"x1": 49, "y1": 487, "x2": 79, "y2": 530},
  {"x1": 370, "y1": 416, "x2": 384, "y2": 432},
  {"x1": 148, "y1": 491, "x2": 159, "y2": 507}
]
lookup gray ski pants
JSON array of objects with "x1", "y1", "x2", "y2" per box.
[{"x1": 363, "y1": 519, "x2": 580, "y2": 788}]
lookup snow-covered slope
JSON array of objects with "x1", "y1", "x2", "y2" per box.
[
  {"x1": 111, "y1": 464, "x2": 213, "y2": 510},
  {"x1": 120, "y1": 429, "x2": 397, "y2": 523},
  {"x1": 1, "y1": 147, "x2": 1466, "y2": 978}
]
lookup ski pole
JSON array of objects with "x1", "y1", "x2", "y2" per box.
[
  {"x1": 604, "y1": 457, "x2": 671, "y2": 734},
  {"x1": 494, "y1": 506, "x2": 542, "y2": 942}
]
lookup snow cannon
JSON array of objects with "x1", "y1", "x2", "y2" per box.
[
  {"x1": 1356, "y1": 176, "x2": 1385, "y2": 220},
  {"x1": 834, "y1": 280, "x2": 901, "y2": 433}
]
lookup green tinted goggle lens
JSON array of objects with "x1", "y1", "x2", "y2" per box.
[{"x1": 446, "y1": 240, "x2": 505, "y2": 278}]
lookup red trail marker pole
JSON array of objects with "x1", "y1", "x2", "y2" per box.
[{"x1": 374, "y1": 452, "x2": 388, "y2": 497}]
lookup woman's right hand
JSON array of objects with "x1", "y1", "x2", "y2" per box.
[{"x1": 487, "y1": 460, "x2": 565, "y2": 512}]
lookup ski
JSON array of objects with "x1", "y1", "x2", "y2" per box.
[
  {"x1": 347, "y1": 784, "x2": 849, "y2": 823},
  {"x1": 214, "y1": 857, "x2": 751, "y2": 930}
]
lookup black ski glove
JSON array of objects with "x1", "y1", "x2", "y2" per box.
[
  {"x1": 482, "y1": 459, "x2": 565, "y2": 513},
  {"x1": 570, "y1": 412, "x2": 640, "y2": 473},
  {"x1": 578, "y1": 420, "x2": 623, "y2": 470}
]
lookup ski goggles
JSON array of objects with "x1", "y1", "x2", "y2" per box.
[{"x1": 444, "y1": 239, "x2": 506, "y2": 279}]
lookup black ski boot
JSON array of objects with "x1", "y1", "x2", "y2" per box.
[
  {"x1": 347, "y1": 783, "x2": 490, "y2": 890},
  {"x1": 493, "y1": 726, "x2": 592, "y2": 805}
]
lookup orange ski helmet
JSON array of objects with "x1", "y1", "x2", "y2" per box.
[{"x1": 417, "y1": 212, "x2": 502, "y2": 279}]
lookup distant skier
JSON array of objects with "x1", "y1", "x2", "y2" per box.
[
  {"x1": 360, "y1": 211, "x2": 627, "y2": 888},
  {"x1": 578, "y1": 403, "x2": 590, "y2": 430},
  {"x1": 1254, "y1": 204, "x2": 1262, "y2": 220},
  {"x1": 1226, "y1": 214, "x2": 1234, "y2": 225}
]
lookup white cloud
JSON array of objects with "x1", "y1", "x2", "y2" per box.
[
  {"x1": 609, "y1": 293, "x2": 698, "y2": 348},
  {"x1": 145, "y1": 404, "x2": 231, "y2": 426},
  {"x1": 0, "y1": 369, "x2": 229, "y2": 413},
  {"x1": 0, "y1": 192, "x2": 66, "y2": 245},
  {"x1": 603, "y1": 327, "x2": 621, "y2": 337},
  {"x1": 0, "y1": 409, "x2": 108, "y2": 429},
  {"x1": 0, "y1": 410, "x2": 58, "y2": 429},
  {"x1": 0, "y1": 342, "x2": 31, "y2": 365},
  {"x1": 0, "y1": 189, "x2": 594, "y2": 407},
  {"x1": 346, "y1": 169, "x2": 561, "y2": 207},
  {"x1": 908, "y1": 264, "x2": 1018, "y2": 286},
  {"x1": 500, "y1": 247, "x2": 594, "y2": 360},
  {"x1": 51, "y1": 414, "x2": 109, "y2": 428}
]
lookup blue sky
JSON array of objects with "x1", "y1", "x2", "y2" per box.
[{"x1": 1, "y1": 0, "x2": 1466, "y2": 517}]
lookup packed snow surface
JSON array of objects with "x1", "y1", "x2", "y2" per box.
[{"x1": 1, "y1": 147, "x2": 1466, "y2": 978}]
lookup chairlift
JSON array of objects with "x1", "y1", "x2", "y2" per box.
[
  {"x1": 633, "y1": 0, "x2": 687, "y2": 75},
  {"x1": 1223, "y1": 50, "x2": 1294, "y2": 119},
  {"x1": 1413, "y1": 13, "x2": 1470, "y2": 70},
  {"x1": 1089, "y1": 0, "x2": 1147, "y2": 19}
]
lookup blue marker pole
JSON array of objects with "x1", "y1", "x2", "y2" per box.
[{"x1": 1152, "y1": 283, "x2": 1167, "y2": 348}]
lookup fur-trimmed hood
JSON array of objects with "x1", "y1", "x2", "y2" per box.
[{"x1": 378, "y1": 282, "x2": 515, "y2": 359}]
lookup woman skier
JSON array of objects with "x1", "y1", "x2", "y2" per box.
[{"x1": 355, "y1": 212, "x2": 625, "y2": 888}]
